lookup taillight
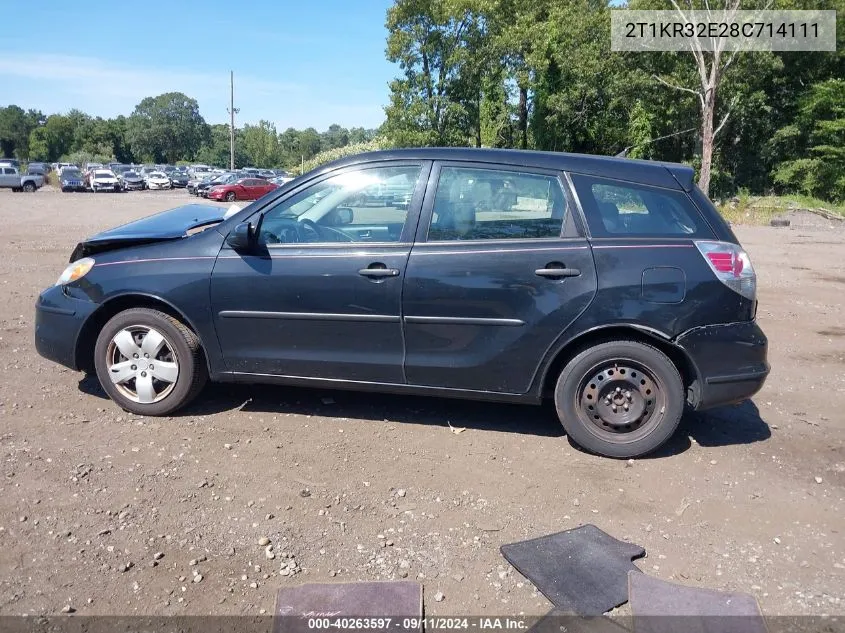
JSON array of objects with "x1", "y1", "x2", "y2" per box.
[{"x1": 694, "y1": 240, "x2": 756, "y2": 300}]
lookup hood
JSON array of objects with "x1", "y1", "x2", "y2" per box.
[{"x1": 69, "y1": 203, "x2": 226, "y2": 262}]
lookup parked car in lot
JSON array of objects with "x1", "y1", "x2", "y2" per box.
[
  {"x1": 195, "y1": 172, "x2": 238, "y2": 197},
  {"x1": 207, "y1": 177, "x2": 277, "y2": 201},
  {"x1": 169, "y1": 171, "x2": 189, "y2": 188},
  {"x1": 33, "y1": 148, "x2": 769, "y2": 458},
  {"x1": 59, "y1": 167, "x2": 86, "y2": 192},
  {"x1": 0, "y1": 165, "x2": 44, "y2": 191},
  {"x1": 27, "y1": 162, "x2": 49, "y2": 176},
  {"x1": 90, "y1": 169, "x2": 121, "y2": 192},
  {"x1": 145, "y1": 171, "x2": 172, "y2": 190},
  {"x1": 120, "y1": 170, "x2": 146, "y2": 191},
  {"x1": 187, "y1": 174, "x2": 214, "y2": 195}
]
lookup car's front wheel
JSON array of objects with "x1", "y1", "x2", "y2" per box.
[
  {"x1": 94, "y1": 308, "x2": 207, "y2": 416},
  {"x1": 553, "y1": 340, "x2": 684, "y2": 458},
  {"x1": 225, "y1": 192, "x2": 236, "y2": 202}
]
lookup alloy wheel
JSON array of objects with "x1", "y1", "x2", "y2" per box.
[{"x1": 105, "y1": 325, "x2": 179, "y2": 404}]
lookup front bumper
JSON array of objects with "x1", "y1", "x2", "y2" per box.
[
  {"x1": 676, "y1": 320, "x2": 769, "y2": 410},
  {"x1": 147, "y1": 182, "x2": 171, "y2": 190},
  {"x1": 34, "y1": 285, "x2": 98, "y2": 370}
]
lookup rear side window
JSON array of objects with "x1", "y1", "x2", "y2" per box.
[
  {"x1": 570, "y1": 174, "x2": 712, "y2": 238},
  {"x1": 428, "y1": 166, "x2": 568, "y2": 241}
]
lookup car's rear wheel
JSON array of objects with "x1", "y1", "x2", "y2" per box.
[
  {"x1": 94, "y1": 308, "x2": 207, "y2": 416},
  {"x1": 226, "y1": 191, "x2": 236, "y2": 202},
  {"x1": 553, "y1": 340, "x2": 684, "y2": 458},
  {"x1": 22, "y1": 182, "x2": 36, "y2": 192}
]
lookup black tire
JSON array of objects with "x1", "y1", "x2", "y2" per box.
[
  {"x1": 22, "y1": 182, "x2": 36, "y2": 192},
  {"x1": 11, "y1": 187, "x2": 21, "y2": 193},
  {"x1": 553, "y1": 340, "x2": 684, "y2": 458},
  {"x1": 226, "y1": 191, "x2": 237, "y2": 202},
  {"x1": 94, "y1": 308, "x2": 207, "y2": 416}
]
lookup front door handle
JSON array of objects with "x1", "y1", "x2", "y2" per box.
[
  {"x1": 358, "y1": 263, "x2": 400, "y2": 278},
  {"x1": 535, "y1": 263, "x2": 581, "y2": 279}
]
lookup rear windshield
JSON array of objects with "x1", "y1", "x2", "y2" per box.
[{"x1": 570, "y1": 174, "x2": 714, "y2": 239}]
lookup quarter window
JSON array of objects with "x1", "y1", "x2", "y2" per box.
[
  {"x1": 428, "y1": 167, "x2": 567, "y2": 241},
  {"x1": 570, "y1": 174, "x2": 706, "y2": 237},
  {"x1": 258, "y1": 165, "x2": 422, "y2": 244}
]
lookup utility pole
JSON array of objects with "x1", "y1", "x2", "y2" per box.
[{"x1": 227, "y1": 71, "x2": 239, "y2": 171}]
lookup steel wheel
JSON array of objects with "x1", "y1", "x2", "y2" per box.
[
  {"x1": 105, "y1": 325, "x2": 179, "y2": 404},
  {"x1": 578, "y1": 362, "x2": 665, "y2": 440},
  {"x1": 554, "y1": 340, "x2": 684, "y2": 457}
]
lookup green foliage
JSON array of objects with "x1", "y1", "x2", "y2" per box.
[
  {"x1": 626, "y1": 101, "x2": 654, "y2": 160},
  {"x1": 772, "y1": 79, "x2": 845, "y2": 201},
  {"x1": 61, "y1": 150, "x2": 115, "y2": 167},
  {"x1": 0, "y1": 105, "x2": 43, "y2": 159},
  {"x1": 126, "y1": 92, "x2": 210, "y2": 164},
  {"x1": 383, "y1": 0, "x2": 486, "y2": 147},
  {"x1": 28, "y1": 115, "x2": 75, "y2": 161},
  {"x1": 241, "y1": 120, "x2": 281, "y2": 167},
  {"x1": 294, "y1": 138, "x2": 388, "y2": 175},
  {"x1": 381, "y1": 0, "x2": 844, "y2": 205}
]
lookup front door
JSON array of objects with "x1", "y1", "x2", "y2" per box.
[
  {"x1": 210, "y1": 162, "x2": 429, "y2": 382},
  {"x1": 402, "y1": 163, "x2": 598, "y2": 393}
]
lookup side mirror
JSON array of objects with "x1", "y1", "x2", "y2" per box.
[
  {"x1": 325, "y1": 206, "x2": 354, "y2": 226},
  {"x1": 226, "y1": 221, "x2": 256, "y2": 251}
]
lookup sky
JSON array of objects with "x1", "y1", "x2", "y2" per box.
[{"x1": 0, "y1": 0, "x2": 397, "y2": 132}]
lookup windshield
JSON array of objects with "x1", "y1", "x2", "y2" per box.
[
  {"x1": 94, "y1": 171, "x2": 114, "y2": 178},
  {"x1": 62, "y1": 170, "x2": 82, "y2": 178}
]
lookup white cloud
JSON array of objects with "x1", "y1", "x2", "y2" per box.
[{"x1": 0, "y1": 53, "x2": 385, "y2": 130}]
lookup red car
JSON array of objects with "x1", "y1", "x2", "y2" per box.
[{"x1": 207, "y1": 177, "x2": 278, "y2": 202}]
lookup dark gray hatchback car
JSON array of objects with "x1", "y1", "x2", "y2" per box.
[{"x1": 35, "y1": 148, "x2": 769, "y2": 457}]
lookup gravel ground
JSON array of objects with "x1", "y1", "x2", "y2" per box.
[{"x1": 0, "y1": 188, "x2": 843, "y2": 617}]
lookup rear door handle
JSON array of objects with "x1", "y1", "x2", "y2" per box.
[{"x1": 535, "y1": 266, "x2": 581, "y2": 278}]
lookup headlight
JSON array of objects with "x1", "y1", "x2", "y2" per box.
[{"x1": 56, "y1": 257, "x2": 95, "y2": 286}]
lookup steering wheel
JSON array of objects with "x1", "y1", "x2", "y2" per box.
[{"x1": 297, "y1": 218, "x2": 321, "y2": 242}]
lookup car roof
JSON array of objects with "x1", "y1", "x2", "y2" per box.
[{"x1": 318, "y1": 148, "x2": 695, "y2": 191}]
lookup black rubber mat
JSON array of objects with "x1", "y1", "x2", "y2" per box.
[
  {"x1": 501, "y1": 524, "x2": 645, "y2": 615},
  {"x1": 628, "y1": 572, "x2": 767, "y2": 633},
  {"x1": 274, "y1": 582, "x2": 422, "y2": 633}
]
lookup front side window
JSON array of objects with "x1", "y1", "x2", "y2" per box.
[
  {"x1": 571, "y1": 174, "x2": 707, "y2": 237},
  {"x1": 428, "y1": 167, "x2": 567, "y2": 241},
  {"x1": 258, "y1": 165, "x2": 422, "y2": 245}
]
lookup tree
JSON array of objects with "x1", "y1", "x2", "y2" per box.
[
  {"x1": 195, "y1": 124, "x2": 248, "y2": 168},
  {"x1": 383, "y1": 0, "x2": 485, "y2": 147},
  {"x1": 321, "y1": 124, "x2": 350, "y2": 151},
  {"x1": 0, "y1": 105, "x2": 40, "y2": 159},
  {"x1": 27, "y1": 114, "x2": 75, "y2": 161},
  {"x1": 643, "y1": 0, "x2": 744, "y2": 196},
  {"x1": 126, "y1": 92, "x2": 209, "y2": 163},
  {"x1": 241, "y1": 120, "x2": 281, "y2": 167},
  {"x1": 772, "y1": 79, "x2": 845, "y2": 201}
]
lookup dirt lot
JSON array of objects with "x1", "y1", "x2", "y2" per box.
[{"x1": 0, "y1": 188, "x2": 843, "y2": 617}]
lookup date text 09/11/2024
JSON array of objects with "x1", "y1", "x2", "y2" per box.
[{"x1": 305, "y1": 617, "x2": 528, "y2": 630}]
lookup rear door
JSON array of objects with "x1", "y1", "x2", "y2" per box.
[{"x1": 401, "y1": 162, "x2": 598, "y2": 394}]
